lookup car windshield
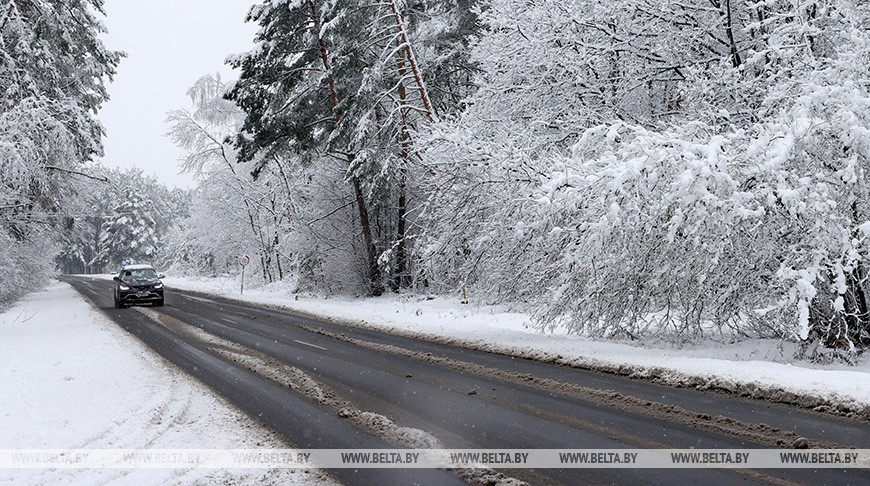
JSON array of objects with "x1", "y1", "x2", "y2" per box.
[{"x1": 123, "y1": 268, "x2": 157, "y2": 279}]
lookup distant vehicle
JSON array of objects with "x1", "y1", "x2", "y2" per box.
[{"x1": 113, "y1": 264, "x2": 165, "y2": 308}]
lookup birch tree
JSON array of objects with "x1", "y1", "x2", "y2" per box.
[{"x1": 167, "y1": 74, "x2": 292, "y2": 283}]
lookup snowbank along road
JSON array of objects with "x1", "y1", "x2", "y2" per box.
[{"x1": 63, "y1": 276, "x2": 870, "y2": 486}]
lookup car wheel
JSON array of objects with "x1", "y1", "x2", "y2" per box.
[
  {"x1": 155, "y1": 299, "x2": 164, "y2": 307},
  {"x1": 114, "y1": 296, "x2": 125, "y2": 309}
]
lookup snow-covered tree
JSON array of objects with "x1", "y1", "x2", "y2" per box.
[
  {"x1": 189, "y1": 0, "x2": 870, "y2": 354},
  {"x1": 56, "y1": 167, "x2": 187, "y2": 274},
  {"x1": 226, "y1": 0, "x2": 385, "y2": 293},
  {"x1": 97, "y1": 193, "x2": 158, "y2": 267},
  {"x1": 416, "y1": 0, "x2": 870, "y2": 354},
  {"x1": 166, "y1": 73, "x2": 367, "y2": 292},
  {"x1": 1, "y1": 0, "x2": 121, "y2": 158},
  {"x1": 0, "y1": 0, "x2": 120, "y2": 304},
  {"x1": 226, "y1": 0, "x2": 448, "y2": 294},
  {"x1": 167, "y1": 74, "x2": 292, "y2": 283}
]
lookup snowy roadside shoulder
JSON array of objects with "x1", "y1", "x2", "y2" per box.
[
  {"x1": 160, "y1": 275, "x2": 870, "y2": 419},
  {"x1": 0, "y1": 281, "x2": 335, "y2": 486}
]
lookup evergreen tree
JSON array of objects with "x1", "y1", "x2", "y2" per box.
[
  {"x1": 97, "y1": 193, "x2": 158, "y2": 268},
  {"x1": 1, "y1": 0, "x2": 122, "y2": 159},
  {"x1": 227, "y1": 0, "x2": 387, "y2": 295},
  {"x1": 56, "y1": 167, "x2": 187, "y2": 274},
  {"x1": 226, "y1": 0, "x2": 462, "y2": 294}
]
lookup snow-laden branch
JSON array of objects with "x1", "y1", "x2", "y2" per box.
[{"x1": 42, "y1": 165, "x2": 109, "y2": 182}]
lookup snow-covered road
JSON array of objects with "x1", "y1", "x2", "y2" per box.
[
  {"x1": 63, "y1": 275, "x2": 870, "y2": 485},
  {"x1": 160, "y1": 275, "x2": 870, "y2": 417},
  {"x1": 0, "y1": 281, "x2": 334, "y2": 486},
  {"x1": 5, "y1": 276, "x2": 869, "y2": 485}
]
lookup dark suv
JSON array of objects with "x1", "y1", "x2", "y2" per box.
[{"x1": 113, "y1": 264, "x2": 165, "y2": 308}]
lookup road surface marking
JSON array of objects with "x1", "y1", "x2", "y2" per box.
[{"x1": 294, "y1": 340, "x2": 327, "y2": 351}]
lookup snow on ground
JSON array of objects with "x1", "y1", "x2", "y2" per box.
[
  {"x1": 0, "y1": 281, "x2": 335, "y2": 486},
  {"x1": 159, "y1": 274, "x2": 870, "y2": 415}
]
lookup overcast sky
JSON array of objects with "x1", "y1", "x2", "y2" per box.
[{"x1": 97, "y1": 0, "x2": 258, "y2": 189}]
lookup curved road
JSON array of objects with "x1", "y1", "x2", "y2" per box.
[{"x1": 63, "y1": 276, "x2": 869, "y2": 486}]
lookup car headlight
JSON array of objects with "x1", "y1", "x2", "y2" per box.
[
  {"x1": 154, "y1": 283, "x2": 163, "y2": 289},
  {"x1": 119, "y1": 285, "x2": 130, "y2": 290}
]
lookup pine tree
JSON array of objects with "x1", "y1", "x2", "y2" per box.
[
  {"x1": 98, "y1": 194, "x2": 158, "y2": 268},
  {"x1": 227, "y1": 0, "x2": 389, "y2": 295},
  {"x1": 226, "y1": 0, "x2": 459, "y2": 294},
  {"x1": 1, "y1": 0, "x2": 122, "y2": 159},
  {"x1": 56, "y1": 167, "x2": 185, "y2": 273}
]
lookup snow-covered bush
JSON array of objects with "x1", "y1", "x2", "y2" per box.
[
  {"x1": 530, "y1": 101, "x2": 870, "y2": 347},
  {"x1": 0, "y1": 231, "x2": 58, "y2": 306},
  {"x1": 759, "y1": 29, "x2": 870, "y2": 352},
  {"x1": 530, "y1": 123, "x2": 766, "y2": 338}
]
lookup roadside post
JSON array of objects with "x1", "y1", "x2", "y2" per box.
[{"x1": 239, "y1": 254, "x2": 250, "y2": 294}]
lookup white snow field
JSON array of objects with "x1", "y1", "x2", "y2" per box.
[
  {"x1": 0, "y1": 281, "x2": 334, "y2": 486},
  {"x1": 160, "y1": 275, "x2": 870, "y2": 416}
]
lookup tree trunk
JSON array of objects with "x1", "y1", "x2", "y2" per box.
[
  {"x1": 351, "y1": 173, "x2": 383, "y2": 296},
  {"x1": 393, "y1": 169, "x2": 410, "y2": 291},
  {"x1": 275, "y1": 231, "x2": 284, "y2": 281},
  {"x1": 715, "y1": 0, "x2": 742, "y2": 67},
  {"x1": 391, "y1": 33, "x2": 413, "y2": 292}
]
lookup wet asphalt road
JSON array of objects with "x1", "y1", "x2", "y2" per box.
[{"x1": 63, "y1": 276, "x2": 870, "y2": 486}]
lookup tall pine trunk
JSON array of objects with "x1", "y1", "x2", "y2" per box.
[{"x1": 309, "y1": 0, "x2": 384, "y2": 296}]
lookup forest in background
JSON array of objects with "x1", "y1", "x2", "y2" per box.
[{"x1": 3, "y1": 0, "x2": 870, "y2": 358}]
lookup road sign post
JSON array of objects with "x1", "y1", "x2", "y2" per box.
[{"x1": 239, "y1": 254, "x2": 250, "y2": 294}]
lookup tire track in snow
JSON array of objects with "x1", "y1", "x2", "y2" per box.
[
  {"x1": 133, "y1": 306, "x2": 528, "y2": 486},
  {"x1": 302, "y1": 325, "x2": 847, "y2": 451}
]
